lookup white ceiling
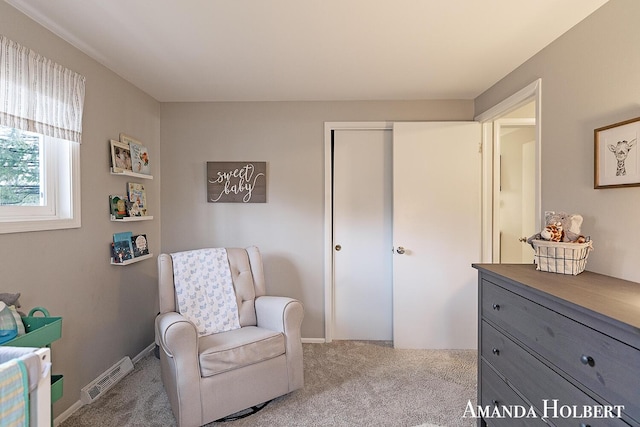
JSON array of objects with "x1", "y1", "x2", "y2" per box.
[{"x1": 5, "y1": 0, "x2": 609, "y2": 102}]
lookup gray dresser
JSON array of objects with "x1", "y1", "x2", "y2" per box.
[{"x1": 473, "y1": 264, "x2": 640, "y2": 427}]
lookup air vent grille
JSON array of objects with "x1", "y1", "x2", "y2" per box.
[{"x1": 81, "y1": 357, "x2": 134, "y2": 404}]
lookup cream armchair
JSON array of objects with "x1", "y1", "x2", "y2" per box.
[{"x1": 155, "y1": 246, "x2": 304, "y2": 427}]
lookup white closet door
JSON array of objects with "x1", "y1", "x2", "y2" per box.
[
  {"x1": 392, "y1": 122, "x2": 481, "y2": 349},
  {"x1": 333, "y1": 129, "x2": 393, "y2": 340}
]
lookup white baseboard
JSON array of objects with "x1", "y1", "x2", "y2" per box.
[
  {"x1": 53, "y1": 400, "x2": 82, "y2": 427},
  {"x1": 302, "y1": 338, "x2": 325, "y2": 344},
  {"x1": 132, "y1": 343, "x2": 156, "y2": 363},
  {"x1": 53, "y1": 343, "x2": 156, "y2": 426}
]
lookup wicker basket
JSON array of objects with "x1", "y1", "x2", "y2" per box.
[{"x1": 531, "y1": 239, "x2": 593, "y2": 275}]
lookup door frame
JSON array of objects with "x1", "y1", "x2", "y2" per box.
[
  {"x1": 474, "y1": 78, "x2": 542, "y2": 263},
  {"x1": 324, "y1": 121, "x2": 392, "y2": 343},
  {"x1": 324, "y1": 81, "x2": 541, "y2": 340}
]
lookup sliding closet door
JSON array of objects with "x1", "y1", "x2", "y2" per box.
[
  {"x1": 392, "y1": 122, "x2": 481, "y2": 349},
  {"x1": 333, "y1": 129, "x2": 393, "y2": 340}
]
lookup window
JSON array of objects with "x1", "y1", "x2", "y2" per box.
[
  {"x1": 0, "y1": 125, "x2": 80, "y2": 233},
  {"x1": 0, "y1": 36, "x2": 84, "y2": 234},
  {"x1": 0, "y1": 126, "x2": 43, "y2": 208}
]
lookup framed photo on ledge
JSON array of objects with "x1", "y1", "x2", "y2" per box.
[
  {"x1": 110, "y1": 139, "x2": 132, "y2": 173},
  {"x1": 594, "y1": 116, "x2": 640, "y2": 189}
]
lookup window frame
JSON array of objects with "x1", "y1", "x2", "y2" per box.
[{"x1": 0, "y1": 132, "x2": 81, "y2": 234}]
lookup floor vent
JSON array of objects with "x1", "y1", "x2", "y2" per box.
[{"x1": 81, "y1": 357, "x2": 134, "y2": 404}]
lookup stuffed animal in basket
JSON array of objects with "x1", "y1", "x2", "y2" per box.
[
  {"x1": 527, "y1": 211, "x2": 586, "y2": 245},
  {"x1": 545, "y1": 211, "x2": 584, "y2": 242},
  {"x1": 541, "y1": 222, "x2": 563, "y2": 242}
]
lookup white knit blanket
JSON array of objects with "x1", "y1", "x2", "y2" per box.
[{"x1": 171, "y1": 248, "x2": 240, "y2": 336}]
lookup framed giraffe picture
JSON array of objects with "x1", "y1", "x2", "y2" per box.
[{"x1": 594, "y1": 116, "x2": 640, "y2": 188}]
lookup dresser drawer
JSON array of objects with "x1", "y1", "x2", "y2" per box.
[
  {"x1": 482, "y1": 321, "x2": 630, "y2": 427},
  {"x1": 480, "y1": 361, "x2": 549, "y2": 426},
  {"x1": 481, "y1": 279, "x2": 640, "y2": 423}
]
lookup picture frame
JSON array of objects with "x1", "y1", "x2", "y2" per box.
[
  {"x1": 206, "y1": 161, "x2": 267, "y2": 203},
  {"x1": 110, "y1": 139, "x2": 132, "y2": 172},
  {"x1": 120, "y1": 133, "x2": 151, "y2": 175},
  {"x1": 594, "y1": 116, "x2": 640, "y2": 189}
]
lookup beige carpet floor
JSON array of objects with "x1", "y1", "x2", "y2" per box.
[{"x1": 60, "y1": 341, "x2": 477, "y2": 427}]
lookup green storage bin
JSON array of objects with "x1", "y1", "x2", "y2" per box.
[
  {"x1": 2, "y1": 307, "x2": 62, "y2": 348},
  {"x1": 1, "y1": 306, "x2": 63, "y2": 423},
  {"x1": 51, "y1": 374, "x2": 64, "y2": 403}
]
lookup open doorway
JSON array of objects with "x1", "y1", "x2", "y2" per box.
[
  {"x1": 476, "y1": 79, "x2": 541, "y2": 264},
  {"x1": 495, "y1": 102, "x2": 536, "y2": 263}
]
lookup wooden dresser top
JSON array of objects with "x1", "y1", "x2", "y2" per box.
[{"x1": 473, "y1": 263, "x2": 640, "y2": 331}]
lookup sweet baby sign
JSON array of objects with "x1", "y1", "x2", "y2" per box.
[{"x1": 207, "y1": 161, "x2": 266, "y2": 203}]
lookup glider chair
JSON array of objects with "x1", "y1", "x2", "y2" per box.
[{"x1": 155, "y1": 246, "x2": 304, "y2": 427}]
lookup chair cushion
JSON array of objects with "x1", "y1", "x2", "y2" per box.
[
  {"x1": 226, "y1": 248, "x2": 258, "y2": 327},
  {"x1": 198, "y1": 326, "x2": 285, "y2": 377}
]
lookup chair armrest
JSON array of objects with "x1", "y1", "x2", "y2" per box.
[
  {"x1": 155, "y1": 312, "x2": 203, "y2": 424},
  {"x1": 155, "y1": 312, "x2": 199, "y2": 360},
  {"x1": 255, "y1": 296, "x2": 304, "y2": 390},
  {"x1": 255, "y1": 296, "x2": 303, "y2": 335}
]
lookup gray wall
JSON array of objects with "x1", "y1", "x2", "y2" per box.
[
  {"x1": 160, "y1": 101, "x2": 474, "y2": 339},
  {"x1": 0, "y1": 2, "x2": 161, "y2": 417},
  {"x1": 475, "y1": 0, "x2": 640, "y2": 283}
]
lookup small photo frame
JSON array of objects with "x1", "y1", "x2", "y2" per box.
[
  {"x1": 110, "y1": 139, "x2": 132, "y2": 172},
  {"x1": 594, "y1": 116, "x2": 640, "y2": 188}
]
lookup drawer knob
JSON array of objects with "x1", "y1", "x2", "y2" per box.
[
  {"x1": 580, "y1": 354, "x2": 595, "y2": 367},
  {"x1": 492, "y1": 303, "x2": 500, "y2": 311},
  {"x1": 492, "y1": 348, "x2": 500, "y2": 356}
]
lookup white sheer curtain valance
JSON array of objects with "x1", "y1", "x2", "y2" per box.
[{"x1": 0, "y1": 35, "x2": 85, "y2": 143}]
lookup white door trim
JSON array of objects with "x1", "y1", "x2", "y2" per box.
[
  {"x1": 474, "y1": 79, "x2": 542, "y2": 262},
  {"x1": 323, "y1": 121, "x2": 392, "y2": 343}
]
